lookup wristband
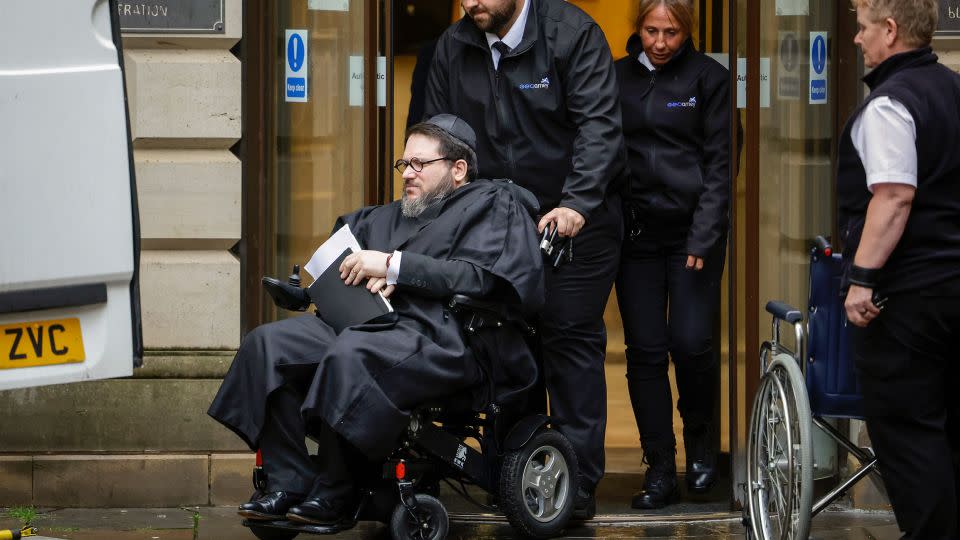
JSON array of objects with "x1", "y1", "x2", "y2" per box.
[{"x1": 848, "y1": 264, "x2": 880, "y2": 288}]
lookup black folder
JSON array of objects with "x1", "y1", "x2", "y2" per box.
[{"x1": 306, "y1": 248, "x2": 393, "y2": 333}]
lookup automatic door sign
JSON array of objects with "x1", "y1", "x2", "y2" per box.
[
  {"x1": 778, "y1": 31, "x2": 800, "y2": 100},
  {"x1": 285, "y1": 30, "x2": 309, "y2": 103},
  {"x1": 809, "y1": 32, "x2": 828, "y2": 105}
]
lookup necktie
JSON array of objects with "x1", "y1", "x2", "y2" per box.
[{"x1": 492, "y1": 41, "x2": 511, "y2": 70}]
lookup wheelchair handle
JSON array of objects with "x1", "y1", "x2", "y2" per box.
[{"x1": 764, "y1": 300, "x2": 806, "y2": 377}]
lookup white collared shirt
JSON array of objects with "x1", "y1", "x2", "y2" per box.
[
  {"x1": 851, "y1": 96, "x2": 918, "y2": 192},
  {"x1": 638, "y1": 51, "x2": 657, "y2": 72},
  {"x1": 485, "y1": 0, "x2": 531, "y2": 70}
]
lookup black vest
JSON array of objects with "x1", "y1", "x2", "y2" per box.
[{"x1": 837, "y1": 47, "x2": 960, "y2": 294}]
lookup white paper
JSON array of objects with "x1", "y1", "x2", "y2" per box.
[
  {"x1": 303, "y1": 225, "x2": 394, "y2": 313},
  {"x1": 304, "y1": 224, "x2": 362, "y2": 279},
  {"x1": 309, "y1": 0, "x2": 349, "y2": 10}
]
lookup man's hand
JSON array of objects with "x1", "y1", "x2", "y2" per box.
[
  {"x1": 538, "y1": 207, "x2": 586, "y2": 238},
  {"x1": 685, "y1": 255, "x2": 705, "y2": 271},
  {"x1": 844, "y1": 284, "x2": 880, "y2": 328},
  {"x1": 340, "y1": 250, "x2": 390, "y2": 286},
  {"x1": 365, "y1": 277, "x2": 396, "y2": 298}
]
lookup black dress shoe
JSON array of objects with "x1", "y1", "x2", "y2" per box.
[
  {"x1": 686, "y1": 457, "x2": 717, "y2": 493},
  {"x1": 286, "y1": 496, "x2": 353, "y2": 525},
  {"x1": 238, "y1": 491, "x2": 305, "y2": 520},
  {"x1": 684, "y1": 426, "x2": 718, "y2": 494},
  {"x1": 571, "y1": 487, "x2": 596, "y2": 521},
  {"x1": 631, "y1": 448, "x2": 678, "y2": 510}
]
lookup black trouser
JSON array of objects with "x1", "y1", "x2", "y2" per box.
[
  {"x1": 616, "y1": 227, "x2": 725, "y2": 453},
  {"x1": 540, "y1": 197, "x2": 623, "y2": 492},
  {"x1": 259, "y1": 384, "x2": 355, "y2": 500},
  {"x1": 851, "y1": 283, "x2": 960, "y2": 539}
]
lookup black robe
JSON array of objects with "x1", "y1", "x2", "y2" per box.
[{"x1": 208, "y1": 180, "x2": 544, "y2": 460}]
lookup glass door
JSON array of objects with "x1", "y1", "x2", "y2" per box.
[
  {"x1": 246, "y1": 0, "x2": 388, "y2": 325},
  {"x1": 731, "y1": 0, "x2": 848, "y2": 508}
]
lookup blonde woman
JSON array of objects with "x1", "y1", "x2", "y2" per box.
[{"x1": 614, "y1": 0, "x2": 733, "y2": 510}]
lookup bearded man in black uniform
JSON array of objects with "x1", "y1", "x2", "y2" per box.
[
  {"x1": 424, "y1": 0, "x2": 626, "y2": 517},
  {"x1": 207, "y1": 115, "x2": 544, "y2": 526}
]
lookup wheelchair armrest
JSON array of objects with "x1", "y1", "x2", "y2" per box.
[
  {"x1": 262, "y1": 276, "x2": 310, "y2": 312},
  {"x1": 448, "y1": 294, "x2": 534, "y2": 335},
  {"x1": 766, "y1": 300, "x2": 802, "y2": 324}
]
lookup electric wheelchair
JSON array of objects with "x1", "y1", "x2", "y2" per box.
[
  {"x1": 243, "y1": 270, "x2": 580, "y2": 540},
  {"x1": 743, "y1": 237, "x2": 881, "y2": 540}
]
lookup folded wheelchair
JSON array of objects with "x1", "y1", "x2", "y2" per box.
[
  {"x1": 244, "y1": 272, "x2": 579, "y2": 540},
  {"x1": 742, "y1": 237, "x2": 882, "y2": 539}
]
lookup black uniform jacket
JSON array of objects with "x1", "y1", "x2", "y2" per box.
[
  {"x1": 616, "y1": 35, "x2": 733, "y2": 256},
  {"x1": 208, "y1": 180, "x2": 544, "y2": 460},
  {"x1": 424, "y1": 0, "x2": 626, "y2": 220}
]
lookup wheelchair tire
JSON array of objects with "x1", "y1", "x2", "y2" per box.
[
  {"x1": 247, "y1": 524, "x2": 299, "y2": 540},
  {"x1": 389, "y1": 493, "x2": 448, "y2": 540},
  {"x1": 499, "y1": 428, "x2": 578, "y2": 539},
  {"x1": 746, "y1": 351, "x2": 813, "y2": 540}
]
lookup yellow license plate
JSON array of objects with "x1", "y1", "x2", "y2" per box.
[{"x1": 0, "y1": 318, "x2": 86, "y2": 369}]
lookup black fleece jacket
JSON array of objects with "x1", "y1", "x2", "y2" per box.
[
  {"x1": 616, "y1": 35, "x2": 733, "y2": 256},
  {"x1": 424, "y1": 0, "x2": 626, "y2": 220}
]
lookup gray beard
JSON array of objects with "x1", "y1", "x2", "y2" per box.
[{"x1": 401, "y1": 174, "x2": 455, "y2": 218}]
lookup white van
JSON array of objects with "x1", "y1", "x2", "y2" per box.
[{"x1": 0, "y1": 0, "x2": 141, "y2": 391}]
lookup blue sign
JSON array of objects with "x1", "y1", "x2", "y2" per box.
[
  {"x1": 287, "y1": 33, "x2": 305, "y2": 72},
  {"x1": 811, "y1": 35, "x2": 826, "y2": 75},
  {"x1": 285, "y1": 30, "x2": 308, "y2": 102},
  {"x1": 810, "y1": 80, "x2": 827, "y2": 101}
]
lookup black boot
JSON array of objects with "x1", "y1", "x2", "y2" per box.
[
  {"x1": 684, "y1": 425, "x2": 717, "y2": 494},
  {"x1": 631, "y1": 447, "x2": 678, "y2": 510}
]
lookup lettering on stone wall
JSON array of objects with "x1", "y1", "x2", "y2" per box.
[
  {"x1": 938, "y1": 0, "x2": 960, "y2": 36},
  {"x1": 118, "y1": 0, "x2": 225, "y2": 34}
]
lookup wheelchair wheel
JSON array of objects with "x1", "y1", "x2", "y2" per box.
[
  {"x1": 389, "y1": 493, "x2": 448, "y2": 540},
  {"x1": 247, "y1": 524, "x2": 299, "y2": 540},
  {"x1": 746, "y1": 352, "x2": 813, "y2": 540},
  {"x1": 500, "y1": 428, "x2": 578, "y2": 539}
]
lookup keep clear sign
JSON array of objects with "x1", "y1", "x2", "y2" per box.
[
  {"x1": 809, "y1": 31, "x2": 828, "y2": 105},
  {"x1": 285, "y1": 30, "x2": 309, "y2": 103},
  {"x1": 349, "y1": 56, "x2": 387, "y2": 107}
]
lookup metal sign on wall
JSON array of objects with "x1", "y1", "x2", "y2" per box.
[
  {"x1": 118, "y1": 1, "x2": 225, "y2": 34},
  {"x1": 939, "y1": 0, "x2": 960, "y2": 36}
]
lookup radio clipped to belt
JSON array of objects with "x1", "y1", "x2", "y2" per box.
[{"x1": 540, "y1": 224, "x2": 573, "y2": 269}]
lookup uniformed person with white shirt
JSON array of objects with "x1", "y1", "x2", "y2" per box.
[{"x1": 839, "y1": 1, "x2": 960, "y2": 537}]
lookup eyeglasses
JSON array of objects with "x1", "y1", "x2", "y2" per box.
[{"x1": 393, "y1": 156, "x2": 452, "y2": 174}]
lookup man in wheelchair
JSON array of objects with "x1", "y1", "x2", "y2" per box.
[{"x1": 207, "y1": 115, "x2": 553, "y2": 532}]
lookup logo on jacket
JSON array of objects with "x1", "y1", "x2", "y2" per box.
[
  {"x1": 667, "y1": 96, "x2": 697, "y2": 109},
  {"x1": 519, "y1": 76, "x2": 551, "y2": 90}
]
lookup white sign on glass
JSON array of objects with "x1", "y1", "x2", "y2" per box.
[
  {"x1": 776, "y1": 0, "x2": 809, "y2": 16},
  {"x1": 309, "y1": 0, "x2": 349, "y2": 11},
  {"x1": 778, "y1": 31, "x2": 801, "y2": 100},
  {"x1": 349, "y1": 56, "x2": 387, "y2": 108}
]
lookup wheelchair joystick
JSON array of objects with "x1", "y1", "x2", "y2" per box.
[{"x1": 288, "y1": 264, "x2": 302, "y2": 287}]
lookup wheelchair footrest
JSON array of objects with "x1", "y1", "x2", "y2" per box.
[{"x1": 242, "y1": 519, "x2": 356, "y2": 535}]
